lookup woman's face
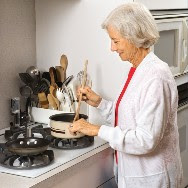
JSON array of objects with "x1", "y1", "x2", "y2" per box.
[{"x1": 107, "y1": 26, "x2": 136, "y2": 61}]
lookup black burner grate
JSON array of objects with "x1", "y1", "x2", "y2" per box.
[
  {"x1": 50, "y1": 136, "x2": 94, "y2": 149},
  {"x1": 0, "y1": 144, "x2": 54, "y2": 169},
  {"x1": 5, "y1": 124, "x2": 51, "y2": 141}
]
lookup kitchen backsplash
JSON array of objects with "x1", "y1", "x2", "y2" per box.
[{"x1": 0, "y1": 0, "x2": 36, "y2": 129}]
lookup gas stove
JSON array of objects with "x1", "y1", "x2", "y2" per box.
[
  {"x1": 0, "y1": 121, "x2": 94, "y2": 170},
  {"x1": 0, "y1": 143, "x2": 54, "y2": 169},
  {"x1": 0, "y1": 128, "x2": 106, "y2": 179}
]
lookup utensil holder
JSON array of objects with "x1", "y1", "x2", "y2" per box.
[{"x1": 30, "y1": 103, "x2": 88, "y2": 125}]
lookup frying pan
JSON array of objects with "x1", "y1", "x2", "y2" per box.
[{"x1": 6, "y1": 138, "x2": 50, "y2": 156}]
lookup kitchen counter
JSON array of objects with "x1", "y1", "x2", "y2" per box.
[{"x1": 0, "y1": 128, "x2": 115, "y2": 188}]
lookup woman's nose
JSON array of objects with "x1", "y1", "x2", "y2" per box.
[{"x1": 111, "y1": 41, "x2": 117, "y2": 52}]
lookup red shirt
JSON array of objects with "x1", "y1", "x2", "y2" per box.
[{"x1": 114, "y1": 67, "x2": 136, "y2": 164}]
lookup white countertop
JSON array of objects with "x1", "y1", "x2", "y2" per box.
[{"x1": 0, "y1": 128, "x2": 110, "y2": 188}]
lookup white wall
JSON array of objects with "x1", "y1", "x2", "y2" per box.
[
  {"x1": 35, "y1": 0, "x2": 132, "y2": 124},
  {"x1": 134, "y1": 0, "x2": 188, "y2": 10}
]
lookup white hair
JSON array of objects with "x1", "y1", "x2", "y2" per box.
[{"x1": 102, "y1": 2, "x2": 159, "y2": 48}]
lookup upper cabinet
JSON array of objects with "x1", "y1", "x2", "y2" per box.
[{"x1": 134, "y1": 0, "x2": 188, "y2": 10}]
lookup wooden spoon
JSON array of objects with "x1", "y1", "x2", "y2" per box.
[
  {"x1": 49, "y1": 86, "x2": 60, "y2": 110},
  {"x1": 55, "y1": 66, "x2": 64, "y2": 82},
  {"x1": 49, "y1": 67, "x2": 58, "y2": 89},
  {"x1": 73, "y1": 60, "x2": 88, "y2": 122},
  {"x1": 38, "y1": 92, "x2": 49, "y2": 109},
  {"x1": 60, "y1": 54, "x2": 68, "y2": 82},
  {"x1": 47, "y1": 94, "x2": 57, "y2": 110}
]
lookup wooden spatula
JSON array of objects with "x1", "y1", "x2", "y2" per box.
[
  {"x1": 49, "y1": 67, "x2": 58, "y2": 89},
  {"x1": 38, "y1": 92, "x2": 49, "y2": 109},
  {"x1": 55, "y1": 66, "x2": 64, "y2": 82},
  {"x1": 60, "y1": 54, "x2": 68, "y2": 82},
  {"x1": 73, "y1": 60, "x2": 88, "y2": 122},
  {"x1": 49, "y1": 86, "x2": 60, "y2": 110}
]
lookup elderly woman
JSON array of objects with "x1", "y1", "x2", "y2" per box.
[{"x1": 69, "y1": 2, "x2": 183, "y2": 188}]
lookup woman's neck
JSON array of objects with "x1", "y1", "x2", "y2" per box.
[{"x1": 130, "y1": 48, "x2": 150, "y2": 68}]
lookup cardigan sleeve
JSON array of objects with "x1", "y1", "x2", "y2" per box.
[
  {"x1": 98, "y1": 78, "x2": 177, "y2": 155},
  {"x1": 97, "y1": 98, "x2": 114, "y2": 125}
]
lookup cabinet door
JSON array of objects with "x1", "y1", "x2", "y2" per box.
[
  {"x1": 134, "y1": 0, "x2": 188, "y2": 10},
  {"x1": 154, "y1": 19, "x2": 183, "y2": 76}
]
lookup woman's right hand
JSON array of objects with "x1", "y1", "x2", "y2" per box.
[{"x1": 77, "y1": 86, "x2": 102, "y2": 107}]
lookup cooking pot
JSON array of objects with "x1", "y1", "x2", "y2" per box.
[{"x1": 49, "y1": 113, "x2": 88, "y2": 139}]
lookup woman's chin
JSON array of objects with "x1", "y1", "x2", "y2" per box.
[{"x1": 119, "y1": 54, "x2": 126, "y2": 61}]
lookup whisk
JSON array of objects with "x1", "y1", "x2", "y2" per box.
[{"x1": 73, "y1": 60, "x2": 88, "y2": 122}]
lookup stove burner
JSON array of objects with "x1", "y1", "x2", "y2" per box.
[
  {"x1": 50, "y1": 136, "x2": 94, "y2": 149},
  {"x1": 0, "y1": 144, "x2": 54, "y2": 169},
  {"x1": 5, "y1": 123, "x2": 51, "y2": 141},
  {"x1": 5, "y1": 121, "x2": 94, "y2": 151}
]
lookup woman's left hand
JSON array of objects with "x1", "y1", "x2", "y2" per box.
[{"x1": 69, "y1": 118, "x2": 100, "y2": 136}]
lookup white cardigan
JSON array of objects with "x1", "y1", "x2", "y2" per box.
[{"x1": 98, "y1": 52, "x2": 183, "y2": 188}]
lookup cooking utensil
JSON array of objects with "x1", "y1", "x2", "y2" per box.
[
  {"x1": 38, "y1": 92, "x2": 49, "y2": 109},
  {"x1": 26, "y1": 66, "x2": 40, "y2": 80},
  {"x1": 55, "y1": 66, "x2": 64, "y2": 82},
  {"x1": 42, "y1": 72, "x2": 51, "y2": 83},
  {"x1": 64, "y1": 92, "x2": 74, "y2": 112},
  {"x1": 19, "y1": 73, "x2": 34, "y2": 85},
  {"x1": 49, "y1": 86, "x2": 60, "y2": 110},
  {"x1": 60, "y1": 54, "x2": 68, "y2": 81},
  {"x1": 56, "y1": 88, "x2": 65, "y2": 103},
  {"x1": 56, "y1": 88, "x2": 65, "y2": 111},
  {"x1": 47, "y1": 93, "x2": 57, "y2": 110},
  {"x1": 62, "y1": 75, "x2": 74, "y2": 86},
  {"x1": 55, "y1": 66, "x2": 63, "y2": 87},
  {"x1": 49, "y1": 67, "x2": 58, "y2": 89},
  {"x1": 56, "y1": 88, "x2": 73, "y2": 111},
  {"x1": 6, "y1": 138, "x2": 50, "y2": 156},
  {"x1": 19, "y1": 85, "x2": 33, "y2": 97},
  {"x1": 73, "y1": 60, "x2": 88, "y2": 122},
  {"x1": 64, "y1": 77, "x2": 78, "y2": 108},
  {"x1": 48, "y1": 66, "x2": 60, "y2": 110},
  {"x1": 33, "y1": 78, "x2": 50, "y2": 95},
  {"x1": 49, "y1": 113, "x2": 88, "y2": 139},
  {"x1": 77, "y1": 71, "x2": 92, "y2": 88}
]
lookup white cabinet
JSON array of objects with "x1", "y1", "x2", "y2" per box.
[{"x1": 134, "y1": 0, "x2": 188, "y2": 10}]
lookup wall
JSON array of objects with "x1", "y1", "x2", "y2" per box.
[
  {"x1": 134, "y1": 0, "x2": 188, "y2": 10},
  {"x1": 35, "y1": 0, "x2": 132, "y2": 125},
  {"x1": 0, "y1": 0, "x2": 36, "y2": 129}
]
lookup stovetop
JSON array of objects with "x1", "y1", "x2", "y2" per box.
[
  {"x1": 0, "y1": 123, "x2": 106, "y2": 178},
  {"x1": 0, "y1": 122, "x2": 94, "y2": 170}
]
